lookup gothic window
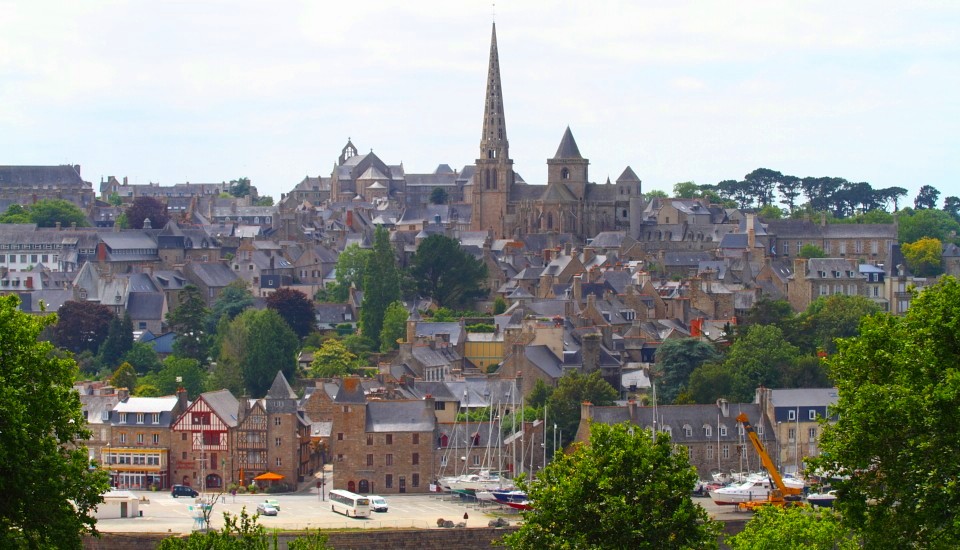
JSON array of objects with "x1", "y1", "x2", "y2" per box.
[
  {"x1": 547, "y1": 212, "x2": 554, "y2": 230},
  {"x1": 485, "y1": 170, "x2": 490, "y2": 190},
  {"x1": 492, "y1": 170, "x2": 498, "y2": 190},
  {"x1": 561, "y1": 168, "x2": 570, "y2": 180}
]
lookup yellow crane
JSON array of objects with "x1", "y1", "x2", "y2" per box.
[{"x1": 735, "y1": 412, "x2": 804, "y2": 511}]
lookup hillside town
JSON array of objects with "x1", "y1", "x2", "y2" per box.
[{"x1": 2, "y1": 22, "x2": 956, "y2": 511}]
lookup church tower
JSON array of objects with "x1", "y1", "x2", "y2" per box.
[
  {"x1": 547, "y1": 126, "x2": 590, "y2": 200},
  {"x1": 471, "y1": 22, "x2": 515, "y2": 238}
]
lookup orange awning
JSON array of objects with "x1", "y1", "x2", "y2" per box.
[{"x1": 253, "y1": 472, "x2": 285, "y2": 481}]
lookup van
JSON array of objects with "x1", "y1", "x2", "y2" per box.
[
  {"x1": 369, "y1": 495, "x2": 388, "y2": 512},
  {"x1": 171, "y1": 485, "x2": 199, "y2": 498}
]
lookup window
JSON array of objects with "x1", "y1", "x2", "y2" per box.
[
  {"x1": 137, "y1": 433, "x2": 144, "y2": 443},
  {"x1": 809, "y1": 427, "x2": 817, "y2": 440},
  {"x1": 275, "y1": 437, "x2": 281, "y2": 447},
  {"x1": 367, "y1": 435, "x2": 373, "y2": 446},
  {"x1": 386, "y1": 434, "x2": 393, "y2": 445},
  {"x1": 706, "y1": 445, "x2": 714, "y2": 460},
  {"x1": 412, "y1": 473, "x2": 420, "y2": 487},
  {"x1": 809, "y1": 410, "x2": 817, "y2": 420},
  {"x1": 473, "y1": 455, "x2": 480, "y2": 466},
  {"x1": 275, "y1": 457, "x2": 282, "y2": 467},
  {"x1": 119, "y1": 433, "x2": 127, "y2": 443},
  {"x1": 274, "y1": 417, "x2": 281, "y2": 426},
  {"x1": 386, "y1": 454, "x2": 393, "y2": 466},
  {"x1": 182, "y1": 433, "x2": 188, "y2": 441},
  {"x1": 152, "y1": 413, "x2": 160, "y2": 423},
  {"x1": 385, "y1": 475, "x2": 393, "y2": 489},
  {"x1": 688, "y1": 447, "x2": 693, "y2": 460},
  {"x1": 137, "y1": 413, "x2": 145, "y2": 424},
  {"x1": 366, "y1": 454, "x2": 373, "y2": 466},
  {"x1": 703, "y1": 426, "x2": 712, "y2": 437},
  {"x1": 719, "y1": 425, "x2": 727, "y2": 437},
  {"x1": 337, "y1": 433, "x2": 343, "y2": 441},
  {"x1": 153, "y1": 434, "x2": 160, "y2": 444},
  {"x1": 788, "y1": 410, "x2": 797, "y2": 421},
  {"x1": 788, "y1": 428, "x2": 796, "y2": 442},
  {"x1": 722, "y1": 445, "x2": 730, "y2": 459},
  {"x1": 412, "y1": 453, "x2": 419, "y2": 465},
  {"x1": 683, "y1": 425, "x2": 692, "y2": 437},
  {"x1": 412, "y1": 434, "x2": 420, "y2": 445}
]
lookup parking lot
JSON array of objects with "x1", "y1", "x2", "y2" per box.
[{"x1": 96, "y1": 490, "x2": 513, "y2": 534}]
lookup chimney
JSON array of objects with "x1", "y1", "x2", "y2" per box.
[
  {"x1": 746, "y1": 213, "x2": 756, "y2": 250},
  {"x1": 123, "y1": 176, "x2": 128, "y2": 185},
  {"x1": 580, "y1": 401, "x2": 594, "y2": 423},
  {"x1": 583, "y1": 247, "x2": 596, "y2": 264},
  {"x1": 564, "y1": 242, "x2": 572, "y2": 256},
  {"x1": 117, "y1": 387, "x2": 130, "y2": 402},
  {"x1": 573, "y1": 273, "x2": 583, "y2": 303},
  {"x1": 71, "y1": 222, "x2": 77, "y2": 229},
  {"x1": 627, "y1": 398, "x2": 637, "y2": 422},
  {"x1": 143, "y1": 218, "x2": 152, "y2": 230},
  {"x1": 582, "y1": 332, "x2": 600, "y2": 373},
  {"x1": 543, "y1": 248, "x2": 552, "y2": 263},
  {"x1": 717, "y1": 398, "x2": 730, "y2": 418},
  {"x1": 176, "y1": 387, "x2": 189, "y2": 412},
  {"x1": 56, "y1": 221, "x2": 61, "y2": 231}
]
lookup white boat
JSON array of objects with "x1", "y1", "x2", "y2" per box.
[
  {"x1": 709, "y1": 474, "x2": 805, "y2": 505},
  {"x1": 807, "y1": 490, "x2": 838, "y2": 508},
  {"x1": 442, "y1": 471, "x2": 514, "y2": 495}
]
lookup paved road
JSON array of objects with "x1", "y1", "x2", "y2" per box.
[{"x1": 97, "y1": 491, "x2": 517, "y2": 534}]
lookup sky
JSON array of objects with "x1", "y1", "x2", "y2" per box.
[{"x1": 2, "y1": 1, "x2": 958, "y2": 203}]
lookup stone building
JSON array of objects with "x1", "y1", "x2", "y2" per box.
[{"x1": 0, "y1": 165, "x2": 95, "y2": 211}]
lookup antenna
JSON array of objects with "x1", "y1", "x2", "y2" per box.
[{"x1": 492, "y1": 2, "x2": 496, "y2": 22}]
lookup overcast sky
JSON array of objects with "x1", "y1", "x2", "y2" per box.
[{"x1": 2, "y1": 1, "x2": 958, "y2": 203}]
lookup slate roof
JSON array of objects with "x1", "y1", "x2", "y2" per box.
[
  {"x1": 769, "y1": 388, "x2": 839, "y2": 408},
  {"x1": 366, "y1": 401, "x2": 436, "y2": 433},
  {"x1": 616, "y1": 166, "x2": 641, "y2": 183},
  {"x1": 126, "y1": 292, "x2": 165, "y2": 320},
  {"x1": 266, "y1": 371, "x2": 298, "y2": 400},
  {"x1": 114, "y1": 395, "x2": 178, "y2": 414},
  {"x1": 415, "y1": 322, "x2": 464, "y2": 346},
  {"x1": 0, "y1": 165, "x2": 88, "y2": 187},
  {"x1": 200, "y1": 389, "x2": 241, "y2": 427},
  {"x1": 589, "y1": 231, "x2": 627, "y2": 249},
  {"x1": 553, "y1": 127, "x2": 583, "y2": 160},
  {"x1": 524, "y1": 345, "x2": 563, "y2": 378},
  {"x1": 187, "y1": 262, "x2": 238, "y2": 287}
]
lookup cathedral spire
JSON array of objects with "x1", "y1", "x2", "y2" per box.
[{"x1": 480, "y1": 22, "x2": 509, "y2": 160}]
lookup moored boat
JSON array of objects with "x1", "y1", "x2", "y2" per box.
[
  {"x1": 492, "y1": 490, "x2": 528, "y2": 504},
  {"x1": 806, "y1": 490, "x2": 838, "y2": 508},
  {"x1": 709, "y1": 474, "x2": 805, "y2": 505},
  {"x1": 505, "y1": 500, "x2": 533, "y2": 511}
]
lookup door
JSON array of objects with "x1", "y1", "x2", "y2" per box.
[
  {"x1": 120, "y1": 502, "x2": 128, "y2": 518},
  {"x1": 399, "y1": 476, "x2": 406, "y2": 494}
]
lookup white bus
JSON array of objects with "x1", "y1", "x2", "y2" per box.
[{"x1": 329, "y1": 489, "x2": 371, "y2": 518}]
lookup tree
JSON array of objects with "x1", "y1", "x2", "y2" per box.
[
  {"x1": 798, "y1": 244, "x2": 826, "y2": 259},
  {"x1": 876, "y1": 186, "x2": 908, "y2": 211},
  {"x1": 254, "y1": 195, "x2": 273, "y2": 206},
  {"x1": 654, "y1": 338, "x2": 720, "y2": 404},
  {"x1": 360, "y1": 226, "x2": 401, "y2": 344},
  {"x1": 429, "y1": 187, "x2": 449, "y2": 204},
  {"x1": 205, "y1": 280, "x2": 254, "y2": 332},
  {"x1": 166, "y1": 285, "x2": 210, "y2": 362},
  {"x1": 672, "y1": 181, "x2": 701, "y2": 198},
  {"x1": 0, "y1": 294, "x2": 110, "y2": 548},
  {"x1": 51, "y1": 300, "x2": 115, "y2": 355},
  {"x1": 109, "y1": 361, "x2": 138, "y2": 392},
  {"x1": 228, "y1": 177, "x2": 251, "y2": 198},
  {"x1": 25, "y1": 198, "x2": 89, "y2": 228},
  {"x1": 0, "y1": 203, "x2": 32, "y2": 223},
  {"x1": 219, "y1": 309, "x2": 299, "y2": 397},
  {"x1": 379, "y1": 301, "x2": 408, "y2": 353},
  {"x1": 492, "y1": 296, "x2": 507, "y2": 315},
  {"x1": 125, "y1": 196, "x2": 170, "y2": 229},
  {"x1": 123, "y1": 342, "x2": 161, "y2": 373},
  {"x1": 334, "y1": 243, "x2": 373, "y2": 296},
  {"x1": 142, "y1": 356, "x2": 207, "y2": 399},
  {"x1": 798, "y1": 294, "x2": 881, "y2": 355},
  {"x1": 266, "y1": 287, "x2": 316, "y2": 339},
  {"x1": 728, "y1": 506, "x2": 860, "y2": 550},
  {"x1": 310, "y1": 338, "x2": 360, "y2": 378},
  {"x1": 157, "y1": 508, "x2": 332, "y2": 549},
  {"x1": 897, "y1": 207, "x2": 960, "y2": 244},
  {"x1": 810, "y1": 277, "x2": 960, "y2": 548},
  {"x1": 645, "y1": 189, "x2": 668, "y2": 198},
  {"x1": 777, "y1": 175, "x2": 803, "y2": 214},
  {"x1": 98, "y1": 313, "x2": 133, "y2": 368},
  {"x1": 408, "y1": 234, "x2": 488, "y2": 308},
  {"x1": 501, "y1": 421, "x2": 721, "y2": 549},
  {"x1": 902, "y1": 237, "x2": 943, "y2": 277},
  {"x1": 943, "y1": 196, "x2": 960, "y2": 222},
  {"x1": 913, "y1": 184, "x2": 940, "y2": 209},
  {"x1": 545, "y1": 371, "x2": 618, "y2": 450},
  {"x1": 743, "y1": 168, "x2": 783, "y2": 207}
]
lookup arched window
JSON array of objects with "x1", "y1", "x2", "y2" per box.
[
  {"x1": 358, "y1": 479, "x2": 370, "y2": 493},
  {"x1": 347, "y1": 480, "x2": 356, "y2": 492},
  {"x1": 561, "y1": 168, "x2": 570, "y2": 180},
  {"x1": 492, "y1": 170, "x2": 498, "y2": 190},
  {"x1": 547, "y1": 212, "x2": 554, "y2": 230}
]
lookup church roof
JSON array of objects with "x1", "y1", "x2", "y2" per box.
[
  {"x1": 616, "y1": 166, "x2": 641, "y2": 183},
  {"x1": 540, "y1": 183, "x2": 577, "y2": 203},
  {"x1": 553, "y1": 126, "x2": 583, "y2": 160}
]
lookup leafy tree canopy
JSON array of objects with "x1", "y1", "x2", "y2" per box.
[
  {"x1": 901, "y1": 236, "x2": 943, "y2": 277},
  {"x1": 545, "y1": 370, "x2": 618, "y2": 450},
  {"x1": 228, "y1": 177, "x2": 251, "y2": 198},
  {"x1": 167, "y1": 285, "x2": 211, "y2": 362},
  {"x1": 52, "y1": 300, "x2": 115, "y2": 355},
  {"x1": 219, "y1": 309, "x2": 299, "y2": 397},
  {"x1": 359, "y1": 226, "x2": 401, "y2": 345},
  {"x1": 502, "y1": 422, "x2": 721, "y2": 549},
  {"x1": 206, "y1": 280, "x2": 254, "y2": 332},
  {"x1": 109, "y1": 362, "x2": 138, "y2": 392},
  {"x1": 0, "y1": 295, "x2": 110, "y2": 549},
  {"x1": 408, "y1": 234, "x2": 488, "y2": 308},
  {"x1": 798, "y1": 294, "x2": 881, "y2": 355},
  {"x1": 896, "y1": 207, "x2": 960, "y2": 244},
  {"x1": 310, "y1": 338, "x2": 360, "y2": 378},
  {"x1": 334, "y1": 243, "x2": 372, "y2": 296},
  {"x1": 728, "y1": 506, "x2": 860, "y2": 550},
  {"x1": 654, "y1": 338, "x2": 721, "y2": 404},
  {"x1": 125, "y1": 196, "x2": 170, "y2": 229},
  {"x1": 429, "y1": 187, "x2": 449, "y2": 204},
  {"x1": 379, "y1": 301, "x2": 408, "y2": 353},
  {"x1": 0, "y1": 203, "x2": 32, "y2": 224},
  {"x1": 123, "y1": 341, "x2": 162, "y2": 373},
  {"x1": 139, "y1": 356, "x2": 207, "y2": 399},
  {"x1": 645, "y1": 189, "x2": 668, "y2": 198},
  {"x1": 99, "y1": 313, "x2": 133, "y2": 369},
  {"x1": 265, "y1": 287, "x2": 316, "y2": 339},
  {"x1": 798, "y1": 244, "x2": 826, "y2": 258},
  {"x1": 810, "y1": 277, "x2": 960, "y2": 548},
  {"x1": 1, "y1": 199, "x2": 89, "y2": 227}
]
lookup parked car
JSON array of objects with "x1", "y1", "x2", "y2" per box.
[
  {"x1": 264, "y1": 498, "x2": 280, "y2": 511},
  {"x1": 171, "y1": 485, "x2": 199, "y2": 498},
  {"x1": 256, "y1": 502, "x2": 279, "y2": 516},
  {"x1": 369, "y1": 495, "x2": 389, "y2": 512}
]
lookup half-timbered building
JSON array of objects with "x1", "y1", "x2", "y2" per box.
[{"x1": 170, "y1": 389, "x2": 239, "y2": 491}]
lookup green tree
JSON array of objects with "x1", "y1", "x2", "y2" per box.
[
  {"x1": 502, "y1": 421, "x2": 721, "y2": 549},
  {"x1": 0, "y1": 294, "x2": 110, "y2": 549},
  {"x1": 729, "y1": 506, "x2": 860, "y2": 550},
  {"x1": 51, "y1": 300, "x2": 115, "y2": 355},
  {"x1": 810, "y1": 277, "x2": 960, "y2": 548},
  {"x1": 265, "y1": 287, "x2": 316, "y2": 339},
  {"x1": 109, "y1": 361, "x2": 138, "y2": 392},
  {"x1": 219, "y1": 309, "x2": 298, "y2": 397},
  {"x1": 408, "y1": 234, "x2": 488, "y2": 308},
  {"x1": 360, "y1": 226, "x2": 401, "y2": 344},
  {"x1": 492, "y1": 296, "x2": 507, "y2": 315},
  {"x1": 310, "y1": 338, "x2": 360, "y2": 378},
  {"x1": 157, "y1": 508, "x2": 331, "y2": 549},
  {"x1": 140, "y1": 356, "x2": 207, "y2": 399},
  {"x1": 125, "y1": 196, "x2": 170, "y2": 229},
  {"x1": 228, "y1": 177, "x2": 252, "y2": 198},
  {"x1": 545, "y1": 371, "x2": 618, "y2": 450},
  {"x1": 527, "y1": 379, "x2": 553, "y2": 409},
  {"x1": 901, "y1": 236, "x2": 943, "y2": 277},
  {"x1": 646, "y1": 189, "x2": 668, "y2": 198},
  {"x1": 0, "y1": 203, "x2": 32, "y2": 223},
  {"x1": 799, "y1": 244, "x2": 826, "y2": 258},
  {"x1": 687, "y1": 362, "x2": 735, "y2": 405},
  {"x1": 26, "y1": 198, "x2": 89, "y2": 228},
  {"x1": 123, "y1": 341, "x2": 162, "y2": 373},
  {"x1": 654, "y1": 338, "x2": 721, "y2": 404},
  {"x1": 253, "y1": 195, "x2": 273, "y2": 206},
  {"x1": 205, "y1": 280, "x2": 254, "y2": 332},
  {"x1": 798, "y1": 294, "x2": 881, "y2": 355},
  {"x1": 379, "y1": 301, "x2": 408, "y2": 353},
  {"x1": 429, "y1": 187, "x2": 449, "y2": 204},
  {"x1": 672, "y1": 181, "x2": 701, "y2": 198},
  {"x1": 913, "y1": 184, "x2": 940, "y2": 209},
  {"x1": 897, "y1": 207, "x2": 960, "y2": 244},
  {"x1": 107, "y1": 192, "x2": 123, "y2": 206},
  {"x1": 167, "y1": 285, "x2": 211, "y2": 362},
  {"x1": 98, "y1": 312, "x2": 133, "y2": 368},
  {"x1": 334, "y1": 243, "x2": 373, "y2": 296}
]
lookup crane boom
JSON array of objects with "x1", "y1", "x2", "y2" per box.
[{"x1": 735, "y1": 412, "x2": 802, "y2": 497}]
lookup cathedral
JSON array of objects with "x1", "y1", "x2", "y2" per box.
[{"x1": 466, "y1": 23, "x2": 645, "y2": 241}]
